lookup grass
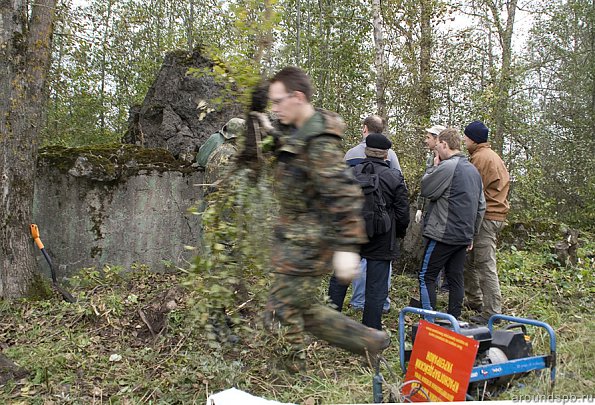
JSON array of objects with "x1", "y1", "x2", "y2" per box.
[{"x1": 0, "y1": 243, "x2": 593, "y2": 404}]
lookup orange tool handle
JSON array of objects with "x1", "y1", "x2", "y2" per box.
[{"x1": 30, "y1": 224, "x2": 45, "y2": 250}]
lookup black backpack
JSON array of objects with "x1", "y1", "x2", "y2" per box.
[{"x1": 353, "y1": 162, "x2": 392, "y2": 239}]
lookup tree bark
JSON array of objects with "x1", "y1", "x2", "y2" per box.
[
  {"x1": 186, "y1": 0, "x2": 195, "y2": 52},
  {"x1": 253, "y1": 0, "x2": 274, "y2": 69},
  {"x1": 487, "y1": 0, "x2": 518, "y2": 155},
  {"x1": 591, "y1": 0, "x2": 595, "y2": 134},
  {"x1": 0, "y1": 0, "x2": 57, "y2": 299},
  {"x1": 418, "y1": 0, "x2": 433, "y2": 127},
  {"x1": 296, "y1": 0, "x2": 301, "y2": 64},
  {"x1": 99, "y1": 0, "x2": 114, "y2": 133},
  {"x1": 372, "y1": 0, "x2": 387, "y2": 119}
]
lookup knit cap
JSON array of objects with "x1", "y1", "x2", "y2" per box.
[{"x1": 464, "y1": 121, "x2": 489, "y2": 144}]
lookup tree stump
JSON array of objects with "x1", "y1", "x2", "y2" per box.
[
  {"x1": 554, "y1": 228, "x2": 579, "y2": 266},
  {"x1": 0, "y1": 353, "x2": 28, "y2": 385}
]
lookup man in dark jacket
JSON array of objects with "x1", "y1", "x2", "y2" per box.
[
  {"x1": 346, "y1": 116, "x2": 399, "y2": 314},
  {"x1": 329, "y1": 133, "x2": 410, "y2": 330},
  {"x1": 419, "y1": 128, "x2": 485, "y2": 320}
]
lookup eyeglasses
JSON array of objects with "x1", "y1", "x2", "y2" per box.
[{"x1": 270, "y1": 92, "x2": 295, "y2": 106}]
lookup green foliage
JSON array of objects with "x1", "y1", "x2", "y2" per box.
[
  {"x1": 499, "y1": 229, "x2": 595, "y2": 310},
  {"x1": 186, "y1": 0, "x2": 280, "y2": 110},
  {"x1": 2, "y1": 236, "x2": 594, "y2": 402},
  {"x1": 507, "y1": 159, "x2": 557, "y2": 223},
  {"x1": 515, "y1": 0, "x2": 595, "y2": 229},
  {"x1": 39, "y1": 0, "x2": 593, "y2": 231},
  {"x1": 185, "y1": 167, "x2": 276, "y2": 334},
  {"x1": 187, "y1": 51, "x2": 261, "y2": 112},
  {"x1": 274, "y1": 0, "x2": 375, "y2": 145},
  {"x1": 44, "y1": 0, "x2": 231, "y2": 146},
  {"x1": 44, "y1": 0, "x2": 125, "y2": 146}
]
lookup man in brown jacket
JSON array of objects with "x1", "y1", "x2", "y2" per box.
[{"x1": 463, "y1": 121, "x2": 510, "y2": 325}]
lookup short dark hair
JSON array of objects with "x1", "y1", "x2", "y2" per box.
[
  {"x1": 438, "y1": 128, "x2": 461, "y2": 150},
  {"x1": 363, "y1": 115, "x2": 384, "y2": 133},
  {"x1": 270, "y1": 66, "x2": 313, "y2": 101}
]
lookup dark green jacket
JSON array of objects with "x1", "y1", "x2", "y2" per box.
[
  {"x1": 271, "y1": 110, "x2": 367, "y2": 276},
  {"x1": 196, "y1": 132, "x2": 225, "y2": 167}
]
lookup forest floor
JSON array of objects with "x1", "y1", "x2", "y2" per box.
[{"x1": 0, "y1": 233, "x2": 593, "y2": 404}]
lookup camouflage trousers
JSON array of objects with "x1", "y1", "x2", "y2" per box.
[{"x1": 265, "y1": 272, "x2": 387, "y2": 371}]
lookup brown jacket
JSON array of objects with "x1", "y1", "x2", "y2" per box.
[{"x1": 468, "y1": 143, "x2": 510, "y2": 221}]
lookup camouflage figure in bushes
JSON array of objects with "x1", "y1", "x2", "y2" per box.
[
  {"x1": 196, "y1": 117, "x2": 245, "y2": 168},
  {"x1": 246, "y1": 67, "x2": 390, "y2": 372},
  {"x1": 203, "y1": 119, "x2": 245, "y2": 185}
]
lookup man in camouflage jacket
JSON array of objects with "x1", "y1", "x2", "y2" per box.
[{"x1": 263, "y1": 67, "x2": 390, "y2": 372}]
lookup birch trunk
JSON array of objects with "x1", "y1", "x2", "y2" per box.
[{"x1": 372, "y1": 0, "x2": 387, "y2": 119}]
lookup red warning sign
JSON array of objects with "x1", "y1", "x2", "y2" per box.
[{"x1": 403, "y1": 320, "x2": 479, "y2": 402}]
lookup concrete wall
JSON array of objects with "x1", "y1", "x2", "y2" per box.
[
  {"x1": 30, "y1": 145, "x2": 425, "y2": 280},
  {"x1": 32, "y1": 154, "x2": 204, "y2": 279}
]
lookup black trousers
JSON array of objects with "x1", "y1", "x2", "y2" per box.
[
  {"x1": 419, "y1": 240, "x2": 467, "y2": 319},
  {"x1": 328, "y1": 259, "x2": 390, "y2": 330},
  {"x1": 328, "y1": 274, "x2": 348, "y2": 312}
]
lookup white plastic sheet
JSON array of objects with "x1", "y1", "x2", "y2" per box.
[{"x1": 206, "y1": 388, "x2": 296, "y2": 405}]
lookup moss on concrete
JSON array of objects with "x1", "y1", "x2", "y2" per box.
[
  {"x1": 88, "y1": 204, "x2": 104, "y2": 242},
  {"x1": 38, "y1": 143, "x2": 197, "y2": 180},
  {"x1": 90, "y1": 246, "x2": 102, "y2": 259}
]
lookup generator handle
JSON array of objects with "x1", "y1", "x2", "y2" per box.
[
  {"x1": 398, "y1": 307, "x2": 461, "y2": 373},
  {"x1": 488, "y1": 314, "x2": 557, "y2": 385},
  {"x1": 503, "y1": 322, "x2": 528, "y2": 334}
]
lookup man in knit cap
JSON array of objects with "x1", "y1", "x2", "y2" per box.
[
  {"x1": 463, "y1": 120, "x2": 511, "y2": 325},
  {"x1": 328, "y1": 133, "x2": 410, "y2": 330},
  {"x1": 344, "y1": 116, "x2": 401, "y2": 315}
]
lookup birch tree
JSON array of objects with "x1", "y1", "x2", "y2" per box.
[{"x1": 372, "y1": 0, "x2": 388, "y2": 118}]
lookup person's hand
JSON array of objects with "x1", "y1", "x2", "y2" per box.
[
  {"x1": 415, "y1": 210, "x2": 423, "y2": 223},
  {"x1": 467, "y1": 241, "x2": 474, "y2": 251},
  {"x1": 332, "y1": 251, "x2": 361, "y2": 284}
]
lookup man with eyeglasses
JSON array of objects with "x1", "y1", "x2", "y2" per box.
[{"x1": 262, "y1": 66, "x2": 390, "y2": 373}]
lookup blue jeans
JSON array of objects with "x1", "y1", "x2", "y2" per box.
[{"x1": 350, "y1": 259, "x2": 391, "y2": 311}]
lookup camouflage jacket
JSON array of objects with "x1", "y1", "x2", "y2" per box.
[
  {"x1": 271, "y1": 110, "x2": 367, "y2": 276},
  {"x1": 204, "y1": 142, "x2": 238, "y2": 185}
]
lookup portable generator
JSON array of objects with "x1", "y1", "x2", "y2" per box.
[{"x1": 397, "y1": 307, "x2": 556, "y2": 398}]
